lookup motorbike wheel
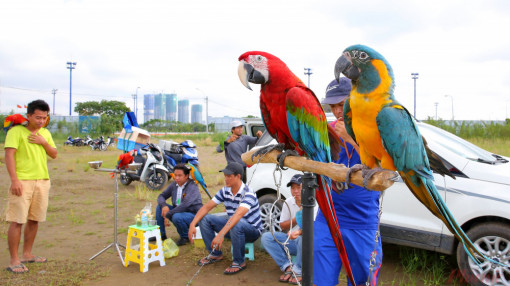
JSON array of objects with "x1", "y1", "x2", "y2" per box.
[
  {"x1": 100, "y1": 143, "x2": 107, "y2": 151},
  {"x1": 120, "y1": 174, "x2": 133, "y2": 186},
  {"x1": 145, "y1": 169, "x2": 168, "y2": 190}
]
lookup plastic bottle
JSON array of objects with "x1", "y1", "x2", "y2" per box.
[
  {"x1": 140, "y1": 202, "x2": 152, "y2": 228},
  {"x1": 136, "y1": 214, "x2": 142, "y2": 227}
]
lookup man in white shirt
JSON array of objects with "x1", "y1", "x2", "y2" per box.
[{"x1": 261, "y1": 174, "x2": 303, "y2": 284}]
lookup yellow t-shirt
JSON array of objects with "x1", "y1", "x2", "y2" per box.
[{"x1": 4, "y1": 125, "x2": 56, "y2": 180}]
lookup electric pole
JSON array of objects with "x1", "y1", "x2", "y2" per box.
[
  {"x1": 411, "y1": 73, "x2": 419, "y2": 118},
  {"x1": 304, "y1": 68, "x2": 313, "y2": 88},
  {"x1": 434, "y1": 102, "x2": 438, "y2": 120},
  {"x1": 52, "y1": 89, "x2": 58, "y2": 115},
  {"x1": 67, "y1": 61, "x2": 77, "y2": 116}
]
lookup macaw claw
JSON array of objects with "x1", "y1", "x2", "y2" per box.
[
  {"x1": 251, "y1": 143, "x2": 286, "y2": 161},
  {"x1": 276, "y1": 149, "x2": 300, "y2": 170}
]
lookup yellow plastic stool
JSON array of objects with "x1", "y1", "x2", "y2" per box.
[
  {"x1": 124, "y1": 225, "x2": 166, "y2": 272},
  {"x1": 231, "y1": 242, "x2": 255, "y2": 261}
]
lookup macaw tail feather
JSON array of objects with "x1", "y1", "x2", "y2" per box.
[
  {"x1": 400, "y1": 171, "x2": 504, "y2": 267},
  {"x1": 315, "y1": 174, "x2": 356, "y2": 285}
]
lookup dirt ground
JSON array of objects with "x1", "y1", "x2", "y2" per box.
[{"x1": 0, "y1": 144, "x2": 467, "y2": 285}]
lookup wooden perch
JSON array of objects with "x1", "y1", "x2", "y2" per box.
[{"x1": 242, "y1": 148, "x2": 396, "y2": 192}]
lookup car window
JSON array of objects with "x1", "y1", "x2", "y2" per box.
[{"x1": 418, "y1": 123, "x2": 498, "y2": 164}]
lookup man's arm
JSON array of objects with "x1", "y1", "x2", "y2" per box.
[
  {"x1": 280, "y1": 217, "x2": 298, "y2": 232},
  {"x1": 188, "y1": 200, "x2": 218, "y2": 242},
  {"x1": 157, "y1": 183, "x2": 175, "y2": 218},
  {"x1": 5, "y1": 148, "x2": 23, "y2": 196},
  {"x1": 166, "y1": 183, "x2": 201, "y2": 219},
  {"x1": 334, "y1": 121, "x2": 360, "y2": 153},
  {"x1": 210, "y1": 206, "x2": 249, "y2": 250}
]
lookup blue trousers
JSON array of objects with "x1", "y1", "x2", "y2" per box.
[
  {"x1": 261, "y1": 231, "x2": 302, "y2": 275},
  {"x1": 313, "y1": 219, "x2": 383, "y2": 286},
  {"x1": 156, "y1": 204, "x2": 195, "y2": 239},
  {"x1": 198, "y1": 214, "x2": 260, "y2": 265}
]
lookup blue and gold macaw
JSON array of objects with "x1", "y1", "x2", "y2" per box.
[
  {"x1": 334, "y1": 44, "x2": 491, "y2": 265},
  {"x1": 238, "y1": 51, "x2": 356, "y2": 285},
  {"x1": 188, "y1": 164, "x2": 212, "y2": 199}
]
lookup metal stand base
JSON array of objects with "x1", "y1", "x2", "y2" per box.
[{"x1": 89, "y1": 170, "x2": 125, "y2": 264}]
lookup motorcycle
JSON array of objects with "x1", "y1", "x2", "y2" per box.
[
  {"x1": 105, "y1": 136, "x2": 115, "y2": 149},
  {"x1": 162, "y1": 140, "x2": 199, "y2": 174},
  {"x1": 119, "y1": 143, "x2": 169, "y2": 190},
  {"x1": 64, "y1": 135, "x2": 84, "y2": 146},
  {"x1": 90, "y1": 136, "x2": 107, "y2": 151},
  {"x1": 83, "y1": 135, "x2": 93, "y2": 146}
]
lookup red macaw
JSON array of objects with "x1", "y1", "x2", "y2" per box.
[
  {"x1": 3, "y1": 113, "x2": 50, "y2": 132},
  {"x1": 117, "y1": 151, "x2": 135, "y2": 170},
  {"x1": 238, "y1": 51, "x2": 356, "y2": 285}
]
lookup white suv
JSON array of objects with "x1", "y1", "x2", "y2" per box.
[{"x1": 244, "y1": 117, "x2": 510, "y2": 286}]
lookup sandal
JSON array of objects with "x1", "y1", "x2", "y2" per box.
[
  {"x1": 288, "y1": 273, "x2": 302, "y2": 285},
  {"x1": 21, "y1": 255, "x2": 47, "y2": 264},
  {"x1": 279, "y1": 267, "x2": 293, "y2": 282},
  {"x1": 197, "y1": 255, "x2": 223, "y2": 266},
  {"x1": 5, "y1": 263, "x2": 29, "y2": 274},
  {"x1": 223, "y1": 263, "x2": 247, "y2": 275}
]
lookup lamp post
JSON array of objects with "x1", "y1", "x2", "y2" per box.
[
  {"x1": 135, "y1": 87, "x2": 140, "y2": 119},
  {"x1": 434, "y1": 102, "x2": 438, "y2": 120},
  {"x1": 304, "y1": 68, "x2": 313, "y2": 88},
  {"x1": 445, "y1": 95, "x2": 454, "y2": 121},
  {"x1": 196, "y1": 88, "x2": 209, "y2": 133},
  {"x1": 52, "y1": 89, "x2": 58, "y2": 115},
  {"x1": 66, "y1": 62, "x2": 77, "y2": 116},
  {"x1": 411, "y1": 73, "x2": 419, "y2": 118}
]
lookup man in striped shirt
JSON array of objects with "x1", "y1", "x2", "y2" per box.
[{"x1": 188, "y1": 162, "x2": 262, "y2": 275}]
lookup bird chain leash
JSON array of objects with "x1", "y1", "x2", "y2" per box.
[
  {"x1": 365, "y1": 189, "x2": 386, "y2": 286},
  {"x1": 186, "y1": 149, "x2": 271, "y2": 285}
]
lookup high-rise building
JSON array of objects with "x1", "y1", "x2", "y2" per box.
[
  {"x1": 167, "y1": 94, "x2": 177, "y2": 122},
  {"x1": 178, "y1": 99, "x2": 189, "y2": 123},
  {"x1": 143, "y1": 94, "x2": 155, "y2": 122},
  {"x1": 191, "y1": 104, "x2": 203, "y2": 124},
  {"x1": 153, "y1": 94, "x2": 167, "y2": 120}
]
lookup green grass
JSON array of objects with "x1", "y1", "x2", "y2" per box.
[{"x1": 67, "y1": 210, "x2": 84, "y2": 225}]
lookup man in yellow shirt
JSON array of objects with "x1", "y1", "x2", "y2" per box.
[{"x1": 4, "y1": 100, "x2": 57, "y2": 274}]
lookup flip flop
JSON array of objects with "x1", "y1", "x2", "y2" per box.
[
  {"x1": 279, "y1": 270, "x2": 293, "y2": 282},
  {"x1": 288, "y1": 273, "x2": 302, "y2": 285},
  {"x1": 224, "y1": 263, "x2": 246, "y2": 275},
  {"x1": 197, "y1": 255, "x2": 223, "y2": 266},
  {"x1": 6, "y1": 263, "x2": 29, "y2": 274},
  {"x1": 21, "y1": 256, "x2": 47, "y2": 264}
]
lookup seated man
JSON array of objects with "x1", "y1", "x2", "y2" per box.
[
  {"x1": 155, "y1": 163, "x2": 203, "y2": 245},
  {"x1": 188, "y1": 162, "x2": 262, "y2": 275},
  {"x1": 261, "y1": 174, "x2": 303, "y2": 285}
]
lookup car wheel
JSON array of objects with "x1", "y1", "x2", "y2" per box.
[
  {"x1": 258, "y1": 194, "x2": 283, "y2": 233},
  {"x1": 456, "y1": 222, "x2": 510, "y2": 286}
]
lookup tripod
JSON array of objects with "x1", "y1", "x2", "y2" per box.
[{"x1": 89, "y1": 169, "x2": 125, "y2": 264}]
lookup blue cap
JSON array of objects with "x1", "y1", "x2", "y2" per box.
[
  {"x1": 286, "y1": 174, "x2": 303, "y2": 187},
  {"x1": 321, "y1": 78, "x2": 352, "y2": 105}
]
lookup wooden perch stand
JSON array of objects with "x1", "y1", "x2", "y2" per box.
[{"x1": 242, "y1": 149, "x2": 395, "y2": 192}]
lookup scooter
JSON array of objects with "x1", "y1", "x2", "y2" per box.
[
  {"x1": 83, "y1": 135, "x2": 93, "y2": 146},
  {"x1": 162, "y1": 140, "x2": 200, "y2": 174},
  {"x1": 64, "y1": 135, "x2": 84, "y2": 146},
  {"x1": 119, "y1": 143, "x2": 169, "y2": 190},
  {"x1": 90, "y1": 136, "x2": 107, "y2": 151}
]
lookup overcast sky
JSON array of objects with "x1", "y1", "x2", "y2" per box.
[{"x1": 1, "y1": 0, "x2": 509, "y2": 123}]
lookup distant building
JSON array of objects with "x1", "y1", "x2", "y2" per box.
[
  {"x1": 208, "y1": 116, "x2": 244, "y2": 133},
  {"x1": 144, "y1": 94, "x2": 155, "y2": 122},
  {"x1": 167, "y1": 94, "x2": 177, "y2": 122},
  {"x1": 154, "y1": 94, "x2": 167, "y2": 121},
  {"x1": 191, "y1": 104, "x2": 203, "y2": 124},
  {"x1": 178, "y1": 99, "x2": 189, "y2": 123}
]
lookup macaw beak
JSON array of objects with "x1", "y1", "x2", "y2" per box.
[
  {"x1": 238, "y1": 60, "x2": 267, "y2": 91},
  {"x1": 335, "y1": 52, "x2": 360, "y2": 82}
]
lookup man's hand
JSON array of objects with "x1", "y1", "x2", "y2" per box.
[
  {"x1": 28, "y1": 132, "x2": 47, "y2": 145},
  {"x1": 164, "y1": 218, "x2": 171, "y2": 226},
  {"x1": 226, "y1": 134, "x2": 239, "y2": 143},
  {"x1": 188, "y1": 225, "x2": 196, "y2": 243},
  {"x1": 256, "y1": 130, "x2": 263, "y2": 138},
  {"x1": 334, "y1": 120, "x2": 350, "y2": 141},
  {"x1": 211, "y1": 234, "x2": 224, "y2": 251},
  {"x1": 161, "y1": 206, "x2": 170, "y2": 218},
  {"x1": 288, "y1": 229, "x2": 302, "y2": 240},
  {"x1": 10, "y1": 180, "x2": 23, "y2": 196}
]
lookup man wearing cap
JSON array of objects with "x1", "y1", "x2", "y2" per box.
[
  {"x1": 216, "y1": 120, "x2": 263, "y2": 182},
  {"x1": 313, "y1": 78, "x2": 383, "y2": 286},
  {"x1": 188, "y1": 162, "x2": 262, "y2": 275},
  {"x1": 261, "y1": 174, "x2": 303, "y2": 284}
]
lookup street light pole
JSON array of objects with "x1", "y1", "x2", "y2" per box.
[
  {"x1": 304, "y1": 68, "x2": 313, "y2": 88},
  {"x1": 134, "y1": 87, "x2": 140, "y2": 119},
  {"x1": 445, "y1": 95, "x2": 454, "y2": 121},
  {"x1": 52, "y1": 89, "x2": 58, "y2": 115},
  {"x1": 434, "y1": 102, "x2": 438, "y2": 120},
  {"x1": 196, "y1": 88, "x2": 209, "y2": 133},
  {"x1": 411, "y1": 73, "x2": 419, "y2": 118},
  {"x1": 132, "y1": 94, "x2": 136, "y2": 114},
  {"x1": 66, "y1": 62, "x2": 77, "y2": 116}
]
